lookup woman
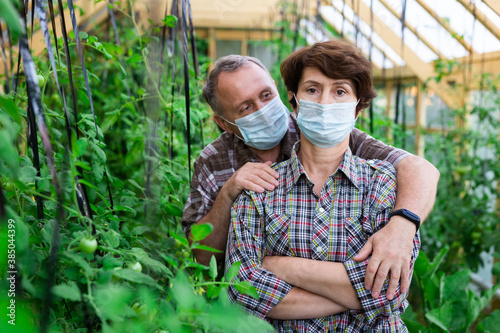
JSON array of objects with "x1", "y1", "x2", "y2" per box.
[{"x1": 225, "y1": 40, "x2": 420, "y2": 332}]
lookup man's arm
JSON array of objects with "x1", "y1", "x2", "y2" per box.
[
  {"x1": 189, "y1": 161, "x2": 279, "y2": 266},
  {"x1": 354, "y1": 155, "x2": 439, "y2": 299},
  {"x1": 262, "y1": 192, "x2": 420, "y2": 325},
  {"x1": 350, "y1": 129, "x2": 439, "y2": 299}
]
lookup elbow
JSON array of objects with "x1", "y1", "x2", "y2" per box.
[
  {"x1": 404, "y1": 155, "x2": 440, "y2": 183},
  {"x1": 424, "y1": 158, "x2": 440, "y2": 182}
]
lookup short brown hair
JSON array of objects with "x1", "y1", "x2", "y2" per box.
[
  {"x1": 203, "y1": 55, "x2": 271, "y2": 115},
  {"x1": 280, "y1": 39, "x2": 376, "y2": 112}
]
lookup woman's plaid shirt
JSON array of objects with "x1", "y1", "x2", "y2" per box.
[{"x1": 225, "y1": 142, "x2": 420, "y2": 332}]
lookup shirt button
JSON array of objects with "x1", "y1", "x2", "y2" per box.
[{"x1": 318, "y1": 207, "x2": 325, "y2": 213}]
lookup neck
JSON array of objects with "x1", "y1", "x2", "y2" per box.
[
  {"x1": 298, "y1": 135, "x2": 349, "y2": 194},
  {"x1": 250, "y1": 144, "x2": 281, "y2": 163}
]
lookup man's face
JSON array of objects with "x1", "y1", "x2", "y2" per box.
[{"x1": 214, "y1": 63, "x2": 278, "y2": 135}]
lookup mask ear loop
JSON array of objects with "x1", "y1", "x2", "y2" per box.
[
  {"x1": 293, "y1": 94, "x2": 300, "y2": 107},
  {"x1": 354, "y1": 99, "x2": 361, "y2": 121},
  {"x1": 219, "y1": 116, "x2": 246, "y2": 142}
]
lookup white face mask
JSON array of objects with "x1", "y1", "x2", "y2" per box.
[
  {"x1": 295, "y1": 95, "x2": 359, "y2": 149},
  {"x1": 223, "y1": 95, "x2": 290, "y2": 150}
]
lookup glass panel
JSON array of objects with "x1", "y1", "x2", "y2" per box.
[
  {"x1": 388, "y1": 81, "x2": 417, "y2": 127},
  {"x1": 247, "y1": 42, "x2": 277, "y2": 71},
  {"x1": 424, "y1": 90, "x2": 454, "y2": 129},
  {"x1": 420, "y1": 0, "x2": 500, "y2": 54},
  {"x1": 404, "y1": 0, "x2": 469, "y2": 58},
  {"x1": 215, "y1": 40, "x2": 242, "y2": 59},
  {"x1": 324, "y1": 2, "x2": 403, "y2": 67}
]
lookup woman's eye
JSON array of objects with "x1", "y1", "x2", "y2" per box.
[
  {"x1": 306, "y1": 88, "x2": 318, "y2": 93},
  {"x1": 336, "y1": 89, "x2": 346, "y2": 96}
]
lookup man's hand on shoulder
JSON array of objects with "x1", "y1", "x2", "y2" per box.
[
  {"x1": 224, "y1": 161, "x2": 279, "y2": 201},
  {"x1": 353, "y1": 217, "x2": 415, "y2": 300}
]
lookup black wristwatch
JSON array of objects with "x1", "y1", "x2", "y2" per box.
[{"x1": 389, "y1": 209, "x2": 421, "y2": 232}]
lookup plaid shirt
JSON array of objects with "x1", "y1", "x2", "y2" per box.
[
  {"x1": 225, "y1": 142, "x2": 420, "y2": 332},
  {"x1": 182, "y1": 114, "x2": 409, "y2": 235}
]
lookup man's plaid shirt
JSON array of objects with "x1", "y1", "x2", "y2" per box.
[
  {"x1": 225, "y1": 142, "x2": 420, "y2": 332},
  {"x1": 182, "y1": 115, "x2": 408, "y2": 235}
]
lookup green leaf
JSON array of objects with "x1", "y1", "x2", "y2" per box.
[
  {"x1": 52, "y1": 281, "x2": 81, "y2": 301},
  {"x1": 190, "y1": 243, "x2": 222, "y2": 253},
  {"x1": 90, "y1": 141, "x2": 107, "y2": 164},
  {"x1": 234, "y1": 281, "x2": 259, "y2": 300},
  {"x1": 79, "y1": 31, "x2": 89, "y2": 39},
  {"x1": 209, "y1": 255, "x2": 218, "y2": 281},
  {"x1": 170, "y1": 271, "x2": 200, "y2": 312},
  {"x1": 467, "y1": 285, "x2": 500, "y2": 327},
  {"x1": 443, "y1": 269, "x2": 470, "y2": 301},
  {"x1": 206, "y1": 284, "x2": 222, "y2": 299},
  {"x1": 0, "y1": 0, "x2": 25, "y2": 37},
  {"x1": 425, "y1": 301, "x2": 454, "y2": 331},
  {"x1": 0, "y1": 95, "x2": 22, "y2": 123},
  {"x1": 112, "y1": 268, "x2": 160, "y2": 289},
  {"x1": 63, "y1": 251, "x2": 94, "y2": 277},
  {"x1": 78, "y1": 179, "x2": 98, "y2": 190},
  {"x1": 190, "y1": 223, "x2": 213, "y2": 241},
  {"x1": 225, "y1": 261, "x2": 241, "y2": 282},
  {"x1": 102, "y1": 229, "x2": 121, "y2": 248},
  {"x1": 41, "y1": 219, "x2": 57, "y2": 246},
  {"x1": 162, "y1": 15, "x2": 178, "y2": 28},
  {"x1": 75, "y1": 137, "x2": 88, "y2": 157},
  {"x1": 169, "y1": 229, "x2": 189, "y2": 248},
  {"x1": 130, "y1": 247, "x2": 173, "y2": 278},
  {"x1": 128, "y1": 179, "x2": 145, "y2": 192},
  {"x1": 126, "y1": 53, "x2": 142, "y2": 64},
  {"x1": 94, "y1": 285, "x2": 133, "y2": 322},
  {"x1": 115, "y1": 205, "x2": 137, "y2": 216},
  {"x1": 91, "y1": 159, "x2": 104, "y2": 182},
  {"x1": 478, "y1": 310, "x2": 500, "y2": 333}
]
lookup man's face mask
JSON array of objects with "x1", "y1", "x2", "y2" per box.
[
  {"x1": 223, "y1": 95, "x2": 290, "y2": 150},
  {"x1": 295, "y1": 95, "x2": 359, "y2": 149}
]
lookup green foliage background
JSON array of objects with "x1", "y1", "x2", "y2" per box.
[{"x1": 0, "y1": 0, "x2": 499, "y2": 332}]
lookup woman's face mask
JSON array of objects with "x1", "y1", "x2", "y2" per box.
[
  {"x1": 223, "y1": 95, "x2": 290, "y2": 150},
  {"x1": 295, "y1": 95, "x2": 359, "y2": 149}
]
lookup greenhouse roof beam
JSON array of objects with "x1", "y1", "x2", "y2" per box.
[
  {"x1": 456, "y1": 0, "x2": 500, "y2": 42},
  {"x1": 337, "y1": 0, "x2": 460, "y2": 110},
  {"x1": 414, "y1": 0, "x2": 475, "y2": 54},
  {"x1": 483, "y1": 0, "x2": 500, "y2": 17},
  {"x1": 319, "y1": 7, "x2": 389, "y2": 69},
  {"x1": 378, "y1": 0, "x2": 443, "y2": 59}
]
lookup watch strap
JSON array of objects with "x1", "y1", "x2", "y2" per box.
[{"x1": 389, "y1": 209, "x2": 421, "y2": 232}]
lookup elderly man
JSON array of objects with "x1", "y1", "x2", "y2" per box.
[{"x1": 182, "y1": 54, "x2": 438, "y2": 299}]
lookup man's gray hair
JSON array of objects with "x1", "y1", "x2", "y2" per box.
[{"x1": 202, "y1": 55, "x2": 271, "y2": 115}]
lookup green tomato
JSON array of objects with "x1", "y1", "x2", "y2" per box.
[
  {"x1": 131, "y1": 302, "x2": 148, "y2": 318},
  {"x1": 129, "y1": 262, "x2": 142, "y2": 272},
  {"x1": 36, "y1": 74, "x2": 45, "y2": 88},
  {"x1": 80, "y1": 237, "x2": 97, "y2": 253}
]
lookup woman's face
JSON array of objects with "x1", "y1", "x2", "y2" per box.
[{"x1": 292, "y1": 67, "x2": 358, "y2": 108}]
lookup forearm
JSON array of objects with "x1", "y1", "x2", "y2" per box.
[
  {"x1": 191, "y1": 185, "x2": 234, "y2": 266},
  {"x1": 263, "y1": 257, "x2": 362, "y2": 310},
  {"x1": 393, "y1": 154, "x2": 439, "y2": 226},
  {"x1": 267, "y1": 286, "x2": 348, "y2": 320}
]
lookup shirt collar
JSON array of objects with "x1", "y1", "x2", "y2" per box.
[{"x1": 284, "y1": 141, "x2": 361, "y2": 193}]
